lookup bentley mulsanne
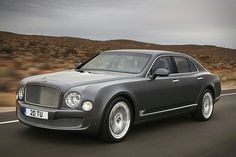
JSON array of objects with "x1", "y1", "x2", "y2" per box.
[{"x1": 16, "y1": 49, "x2": 221, "y2": 142}]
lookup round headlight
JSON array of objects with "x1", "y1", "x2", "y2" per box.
[
  {"x1": 65, "y1": 92, "x2": 81, "y2": 108},
  {"x1": 18, "y1": 86, "x2": 24, "y2": 100},
  {"x1": 82, "y1": 101, "x2": 93, "y2": 111}
]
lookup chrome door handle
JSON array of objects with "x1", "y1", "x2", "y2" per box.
[
  {"x1": 197, "y1": 77, "x2": 204, "y2": 80},
  {"x1": 172, "y1": 79, "x2": 179, "y2": 83}
]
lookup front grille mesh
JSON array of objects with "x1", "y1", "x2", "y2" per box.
[{"x1": 25, "y1": 85, "x2": 60, "y2": 108}]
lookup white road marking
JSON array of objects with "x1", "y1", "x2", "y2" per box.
[
  {"x1": 221, "y1": 92, "x2": 236, "y2": 97},
  {"x1": 0, "y1": 120, "x2": 19, "y2": 125},
  {"x1": 0, "y1": 92, "x2": 235, "y2": 125}
]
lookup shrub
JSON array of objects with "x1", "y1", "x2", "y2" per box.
[
  {"x1": 39, "y1": 63, "x2": 51, "y2": 70},
  {"x1": 0, "y1": 78, "x2": 14, "y2": 92},
  {"x1": 28, "y1": 41, "x2": 37, "y2": 47},
  {"x1": 0, "y1": 67, "x2": 21, "y2": 79},
  {"x1": 62, "y1": 47, "x2": 77, "y2": 57},
  {"x1": 1, "y1": 46, "x2": 13, "y2": 54}
]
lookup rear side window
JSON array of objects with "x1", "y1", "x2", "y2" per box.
[
  {"x1": 173, "y1": 57, "x2": 191, "y2": 73},
  {"x1": 188, "y1": 60, "x2": 198, "y2": 72},
  {"x1": 150, "y1": 57, "x2": 174, "y2": 75}
]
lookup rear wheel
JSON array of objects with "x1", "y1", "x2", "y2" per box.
[
  {"x1": 100, "y1": 97, "x2": 132, "y2": 142},
  {"x1": 192, "y1": 89, "x2": 214, "y2": 121}
]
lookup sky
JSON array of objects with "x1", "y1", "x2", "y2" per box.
[{"x1": 0, "y1": 0, "x2": 235, "y2": 49}]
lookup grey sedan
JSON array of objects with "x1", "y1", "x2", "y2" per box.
[{"x1": 16, "y1": 49, "x2": 221, "y2": 142}]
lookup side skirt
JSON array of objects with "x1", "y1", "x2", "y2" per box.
[{"x1": 140, "y1": 104, "x2": 198, "y2": 117}]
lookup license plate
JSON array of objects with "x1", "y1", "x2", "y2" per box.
[{"x1": 25, "y1": 108, "x2": 48, "y2": 120}]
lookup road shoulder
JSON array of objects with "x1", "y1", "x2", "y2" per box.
[{"x1": 0, "y1": 107, "x2": 15, "y2": 113}]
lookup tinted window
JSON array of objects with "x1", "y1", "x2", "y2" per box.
[
  {"x1": 81, "y1": 53, "x2": 151, "y2": 74},
  {"x1": 174, "y1": 57, "x2": 191, "y2": 73},
  {"x1": 188, "y1": 60, "x2": 197, "y2": 72},
  {"x1": 150, "y1": 57, "x2": 173, "y2": 75}
]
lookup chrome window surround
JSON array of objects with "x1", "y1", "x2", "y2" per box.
[{"x1": 145, "y1": 55, "x2": 199, "y2": 77}]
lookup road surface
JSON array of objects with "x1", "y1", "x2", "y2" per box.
[{"x1": 0, "y1": 90, "x2": 236, "y2": 157}]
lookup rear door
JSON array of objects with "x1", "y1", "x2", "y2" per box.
[{"x1": 172, "y1": 56, "x2": 201, "y2": 105}]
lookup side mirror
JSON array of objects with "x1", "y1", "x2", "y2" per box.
[{"x1": 149, "y1": 68, "x2": 170, "y2": 80}]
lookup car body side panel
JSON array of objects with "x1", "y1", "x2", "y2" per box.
[
  {"x1": 72, "y1": 78, "x2": 149, "y2": 131},
  {"x1": 147, "y1": 76, "x2": 182, "y2": 111},
  {"x1": 193, "y1": 72, "x2": 221, "y2": 104},
  {"x1": 171, "y1": 72, "x2": 202, "y2": 106}
]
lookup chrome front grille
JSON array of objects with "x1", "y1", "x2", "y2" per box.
[{"x1": 25, "y1": 85, "x2": 60, "y2": 108}]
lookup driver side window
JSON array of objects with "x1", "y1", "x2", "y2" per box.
[{"x1": 150, "y1": 57, "x2": 173, "y2": 75}]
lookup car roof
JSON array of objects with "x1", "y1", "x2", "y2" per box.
[
  {"x1": 102, "y1": 49, "x2": 206, "y2": 73},
  {"x1": 103, "y1": 49, "x2": 184, "y2": 57}
]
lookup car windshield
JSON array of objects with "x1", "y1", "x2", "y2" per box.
[{"x1": 80, "y1": 53, "x2": 151, "y2": 74}]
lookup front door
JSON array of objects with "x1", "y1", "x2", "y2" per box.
[{"x1": 146, "y1": 56, "x2": 182, "y2": 113}]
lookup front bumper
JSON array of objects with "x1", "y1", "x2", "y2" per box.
[{"x1": 16, "y1": 101, "x2": 99, "y2": 133}]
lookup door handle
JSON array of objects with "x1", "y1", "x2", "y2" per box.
[
  {"x1": 197, "y1": 77, "x2": 204, "y2": 80},
  {"x1": 172, "y1": 79, "x2": 179, "y2": 83}
]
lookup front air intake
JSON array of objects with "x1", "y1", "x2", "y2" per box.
[{"x1": 25, "y1": 84, "x2": 60, "y2": 108}]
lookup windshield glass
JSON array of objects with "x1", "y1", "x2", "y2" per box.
[{"x1": 80, "y1": 53, "x2": 151, "y2": 74}]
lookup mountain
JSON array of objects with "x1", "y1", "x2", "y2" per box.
[{"x1": 0, "y1": 31, "x2": 236, "y2": 92}]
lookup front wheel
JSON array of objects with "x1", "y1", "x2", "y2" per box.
[
  {"x1": 100, "y1": 97, "x2": 132, "y2": 142},
  {"x1": 192, "y1": 89, "x2": 214, "y2": 121}
]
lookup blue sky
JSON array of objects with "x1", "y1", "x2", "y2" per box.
[{"x1": 0, "y1": 0, "x2": 235, "y2": 49}]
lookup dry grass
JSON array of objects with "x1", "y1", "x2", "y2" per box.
[
  {"x1": 0, "y1": 92, "x2": 16, "y2": 107},
  {"x1": 0, "y1": 31, "x2": 236, "y2": 107}
]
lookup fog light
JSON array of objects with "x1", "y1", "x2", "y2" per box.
[{"x1": 82, "y1": 101, "x2": 93, "y2": 111}]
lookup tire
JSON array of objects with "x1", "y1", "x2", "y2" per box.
[
  {"x1": 100, "y1": 97, "x2": 133, "y2": 142},
  {"x1": 192, "y1": 89, "x2": 214, "y2": 121}
]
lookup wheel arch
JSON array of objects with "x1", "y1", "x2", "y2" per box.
[
  {"x1": 192, "y1": 84, "x2": 215, "y2": 121},
  {"x1": 105, "y1": 91, "x2": 136, "y2": 119},
  {"x1": 205, "y1": 85, "x2": 215, "y2": 99},
  {"x1": 195, "y1": 84, "x2": 216, "y2": 105},
  {"x1": 98, "y1": 91, "x2": 137, "y2": 131}
]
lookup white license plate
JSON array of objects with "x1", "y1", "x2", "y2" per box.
[{"x1": 25, "y1": 108, "x2": 48, "y2": 120}]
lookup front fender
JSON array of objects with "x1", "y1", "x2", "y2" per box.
[{"x1": 81, "y1": 78, "x2": 148, "y2": 130}]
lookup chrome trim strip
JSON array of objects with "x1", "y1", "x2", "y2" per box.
[
  {"x1": 221, "y1": 93, "x2": 236, "y2": 97},
  {"x1": 145, "y1": 55, "x2": 199, "y2": 77},
  {"x1": 215, "y1": 95, "x2": 221, "y2": 100},
  {"x1": 172, "y1": 79, "x2": 180, "y2": 83},
  {"x1": 197, "y1": 77, "x2": 204, "y2": 80},
  {"x1": 140, "y1": 104, "x2": 198, "y2": 117}
]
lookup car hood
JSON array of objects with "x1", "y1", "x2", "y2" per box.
[{"x1": 21, "y1": 70, "x2": 135, "y2": 88}]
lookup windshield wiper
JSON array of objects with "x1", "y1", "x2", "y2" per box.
[
  {"x1": 75, "y1": 69, "x2": 93, "y2": 74},
  {"x1": 75, "y1": 69, "x2": 85, "y2": 73}
]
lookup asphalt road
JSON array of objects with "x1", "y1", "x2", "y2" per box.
[{"x1": 0, "y1": 90, "x2": 236, "y2": 157}]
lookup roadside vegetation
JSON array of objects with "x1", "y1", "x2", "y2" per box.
[{"x1": 0, "y1": 31, "x2": 236, "y2": 106}]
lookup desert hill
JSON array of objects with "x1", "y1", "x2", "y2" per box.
[{"x1": 0, "y1": 31, "x2": 236, "y2": 95}]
